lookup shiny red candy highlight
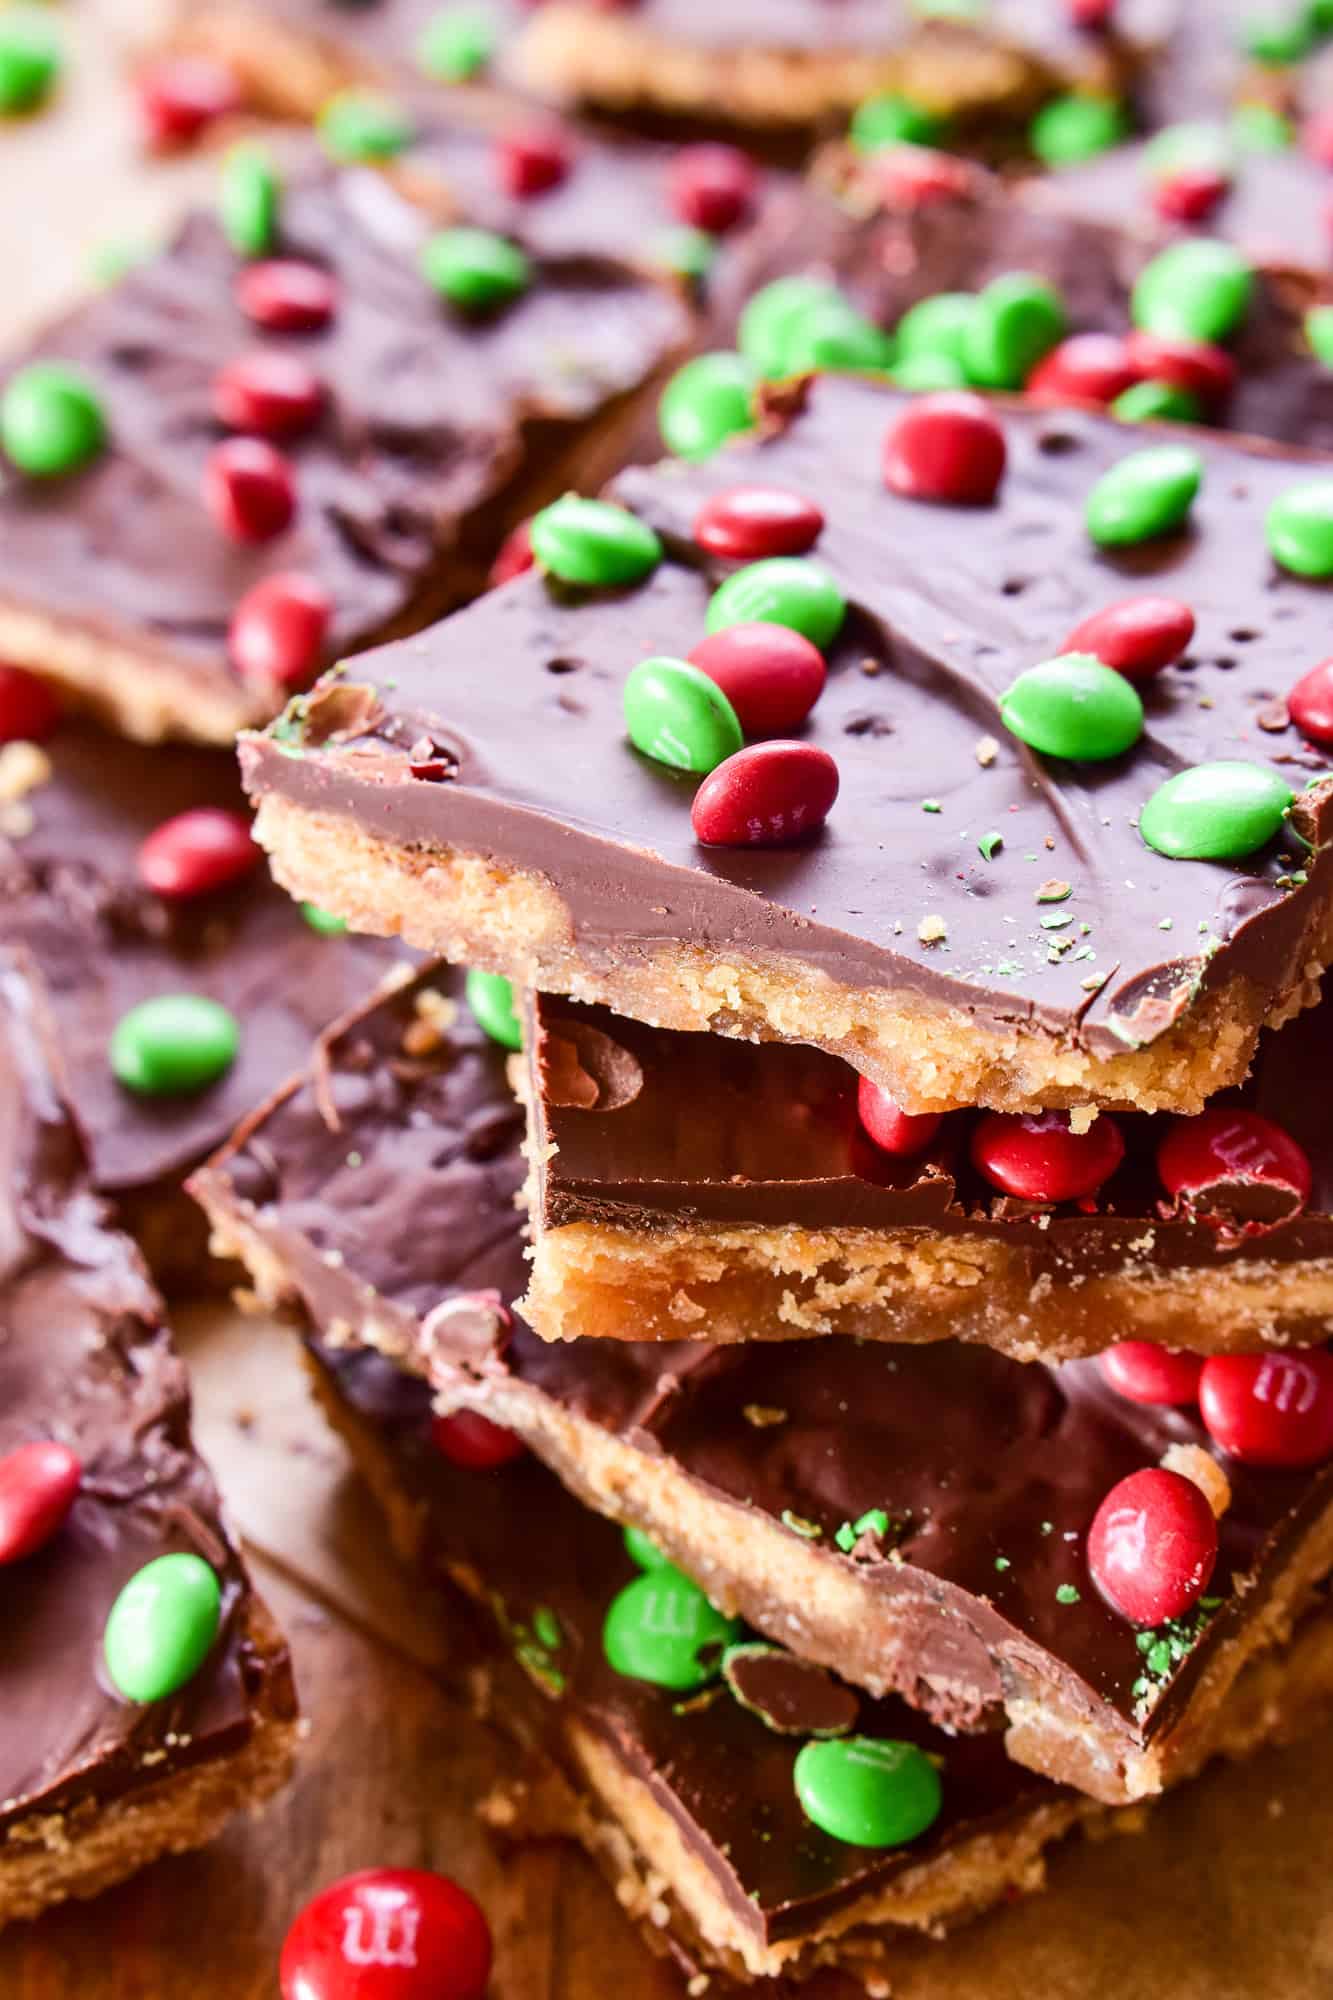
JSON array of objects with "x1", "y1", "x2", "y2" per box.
[
  {"x1": 688, "y1": 624, "x2": 826, "y2": 736},
  {"x1": 279, "y1": 1868, "x2": 493, "y2": 2000},
  {"x1": 0, "y1": 1442, "x2": 82, "y2": 1564},
  {"x1": 667, "y1": 144, "x2": 757, "y2": 233},
  {"x1": 691, "y1": 741, "x2": 839, "y2": 847},
  {"x1": 1063, "y1": 595, "x2": 1195, "y2": 680},
  {"x1": 0, "y1": 663, "x2": 61, "y2": 744},
  {"x1": 1088, "y1": 1468, "x2": 1218, "y2": 1625},
  {"x1": 1157, "y1": 1108, "x2": 1312, "y2": 1217},
  {"x1": 1288, "y1": 657, "x2": 1333, "y2": 744},
  {"x1": 212, "y1": 351, "x2": 324, "y2": 438},
  {"x1": 1026, "y1": 333, "x2": 1140, "y2": 407},
  {"x1": 495, "y1": 124, "x2": 573, "y2": 197},
  {"x1": 856, "y1": 1076, "x2": 942, "y2": 1158},
  {"x1": 1099, "y1": 1342, "x2": 1204, "y2": 1408},
  {"x1": 970, "y1": 1110, "x2": 1125, "y2": 1202},
  {"x1": 1198, "y1": 1350, "x2": 1333, "y2": 1467},
  {"x1": 204, "y1": 437, "x2": 296, "y2": 542},
  {"x1": 236, "y1": 260, "x2": 338, "y2": 333},
  {"x1": 883, "y1": 392, "x2": 1006, "y2": 506},
  {"x1": 228, "y1": 573, "x2": 331, "y2": 686},
  {"x1": 138, "y1": 807, "x2": 259, "y2": 900},
  {"x1": 693, "y1": 485, "x2": 824, "y2": 560}
]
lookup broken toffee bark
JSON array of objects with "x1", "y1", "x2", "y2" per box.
[
  {"x1": 302, "y1": 1330, "x2": 1333, "y2": 1985},
  {"x1": 0, "y1": 953, "x2": 296, "y2": 1924},
  {"x1": 191, "y1": 966, "x2": 1333, "y2": 1804},
  {"x1": 521, "y1": 985, "x2": 1333, "y2": 1354},
  {"x1": 244, "y1": 375, "x2": 1333, "y2": 1116},
  {"x1": 0, "y1": 153, "x2": 688, "y2": 743}
]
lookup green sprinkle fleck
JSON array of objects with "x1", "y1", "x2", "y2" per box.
[
  {"x1": 922, "y1": 798, "x2": 942, "y2": 813},
  {"x1": 533, "y1": 1606, "x2": 562, "y2": 1652},
  {"x1": 782, "y1": 1510, "x2": 823, "y2": 1540},
  {"x1": 835, "y1": 1507, "x2": 890, "y2": 1553},
  {"x1": 994, "y1": 1556, "x2": 1011, "y2": 1572},
  {"x1": 1056, "y1": 1583, "x2": 1081, "y2": 1605},
  {"x1": 1039, "y1": 912, "x2": 1072, "y2": 930},
  {"x1": 978, "y1": 831, "x2": 1003, "y2": 860},
  {"x1": 1147, "y1": 1639, "x2": 1172, "y2": 1675},
  {"x1": 301, "y1": 902, "x2": 348, "y2": 936}
]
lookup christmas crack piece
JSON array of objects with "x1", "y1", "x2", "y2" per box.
[
  {"x1": 0, "y1": 149, "x2": 688, "y2": 744},
  {"x1": 301, "y1": 1332, "x2": 1333, "y2": 1986},
  {"x1": 190, "y1": 964, "x2": 1333, "y2": 1805},
  {"x1": 521, "y1": 983, "x2": 1333, "y2": 1355},
  {"x1": 0, "y1": 695, "x2": 399, "y2": 1285},
  {"x1": 244, "y1": 374, "x2": 1333, "y2": 1116},
  {"x1": 0, "y1": 953, "x2": 296, "y2": 1925}
]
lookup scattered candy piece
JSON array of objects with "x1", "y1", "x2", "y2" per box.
[
  {"x1": 793, "y1": 1735, "x2": 942, "y2": 1848},
  {"x1": 1123, "y1": 332, "x2": 1236, "y2": 411},
  {"x1": 667, "y1": 143, "x2": 757, "y2": 232},
  {"x1": 1085, "y1": 443, "x2": 1202, "y2": 547},
  {"x1": 1289, "y1": 657, "x2": 1333, "y2": 743},
  {"x1": 0, "y1": 362, "x2": 105, "y2": 476},
  {"x1": 1232, "y1": 102, "x2": 1294, "y2": 152},
  {"x1": 706, "y1": 557, "x2": 845, "y2": 648},
  {"x1": 138, "y1": 808, "x2": 259, "y2": 901},
  {"x1": 624, "y1": 1524, "x2": 670, "y2": 1569},
  {"x1": 109, "y1": 994, "x2": 240, "y2": 1096},
  {"x1": 1025, "y1": 332, "x2": 1141, "y2": 407},
  {"x1": 280, "y1": 1870, "x2": 493, "y2": 2000},
  {"x1": 691, "y1": 741, "x2": 839, "y2": 847},
  {"x1": 1158, "y1": 1108, "x2": 1313, "y2": 1221},
  {"x1": 495, "y1": 123, "x2": 573, "y2": 197},
  {"x1": 624, "y1": 655, "x2": 744, "y2": 773},
  {"x1": 651, "y1": 224, "x2": 716, "y2": 283},
  {"x1": 417, "y1": 6, "x2": 496, "y2": 81},
  {"x1": 529, "y1": 496, "x2": 662, "y2": 587},
  {"x1": 856, "y1": 1076, "x2": 941, "y2": 1157},
  {"x1": 688, "y1": 624, "x2": 827, "y2": 736},
  {"x1": 971, "y1": 1110, "x2": 1125, "y2": 1201},
  {"x1": 693, "y1": 486, "x2": 824, "y2": 561},
  {"x1": 602, "y1": 1564, "x2": 741, "y2": 1689},
  {"x1": 432, "y1": 1409, "x2": 526, "y2": 1469},
  {"x1": 421, "y1": 228, "x2": 530, "y2": 312},
  {"x1": 961, "y1": 272, "x2": 1066, "y2": 390},
  {"x1": 0, "y1": 6, "x2": 60, "y2": 114},
  {"x1": 1152, "y1": 164, "x2": 1231, "y2": 223},
  {"x1": 1063, "y1": 596, "x2": 1195, "y2": 680},
  {"x1": 1111, "y1": 379, "x2": 1201, "y2": 425},
  {"x1": 203, "y1": 437, "x2": 297, "y2": 543},
  {"x1": 1087, "y1": 1468, "x2": 1218, "y2": 1625},
  {"x1": 1198, "y1": 1350, "x2": 1333, "y2": 1467},
  {"x1": 212, "y1": 351, "x2": 324, "y2": 438},
  {"x1": 894, "y1": 292, "x2": 976, "y2": 371},
  {"x1": 0, "y1": 1442, "x2": 81, "y2": 1564},
  {"x1": 658, "y1": 352, "x2": 757, "y2": 460},
  {"x1": 1240, "y1": 12, "x2": 1313, "y2": 62},
  {"x1": 228, "y1": 573, "x2": 331, "y2": 686},
  {"x1": 465, "y1": 967, "x2": 522, "y2": 1049},
  {"x1": 318, "y1": 90, "x2": 414, "y2": 162},
  {"x1": 0, "y1": 663, "x2": 61, "y2": 743},
  {"x1": 1139, "y1": 761, "x2": 1293, "y2": 860},
  {"x1": 136, "y1": 56, "x2": 241, "y2": 149},
  {"x1": 302, "y1": 903, "x2": 347, "y2": 936},
  {"x1": 1099, "y1": 1343, "x2": 1204, "y2": 1407},
  {"x1": 1030, "y1": 92, "x2": 1126, "y2": 166},
  {"x1": 1000, "y1": 653, "x2": 1143, "y2": 761},
  {"x1": 870, "y1": 143, "x2": 975, "y2": 208},
  {"x1": 1131, "y1": 239, "x2": 1253, "y2": 345},
  {"x1": 1266, "y1": 478, "x2": 1333, "y2": 577},
  {"x1": 849, "y1": 92, "x2": 941, "y2": 153},
  {"x1": 1306, "y1": 304, "x2": 1333, "y2": 369},
  {"x1": 235, "y1": 259, "x2": 337, "y2": 333},
  {"x1": 219, "y1": 143, "x2": 279, "y2": 258},
  {"x1": 739, "y1": 276, "x2": 840, "y2": 378},
  {"x1": 780, "y1": 295, "x2": 895, "y2": 374},
  {"x1": 103, "y1": 1551, "x2": 222, "y2": 1702},
  {"x1": 882, "y1": 391, "x2": 1006, "y2": 505},
  {"x1": 488, "y1": 519, "x2": 535, "y2": 588}
]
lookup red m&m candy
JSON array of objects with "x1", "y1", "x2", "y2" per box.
[
  {"x1": 136, "y1": 56, "x2": 241, "y2": 150},
  {"x1": 432, "y1": 1409, "x2": 526, "y2": 1470},
  {"x1": 228, "y1": 573, "x2": 331, "y2": 686},
  {"x1": 280, "y1": 1868, "x2": 493, "y2": 2000},
  {"x1": 213, "y1": 351, "x2": 324, "y2": 438},
  {"x1": 856, "y1": 1076, "x2": 941, "y2": 1157},
  {"x1": 495, "y1": 124, "x2": 573, "y2": 197},
  {"x1": 667, "y1": 144, "x2": 757, "y2": 234},
  {"x1": 138, "y1": 807, "x2": 259, "y2": 900},
  {"x1": 693, "y1": 485, "x2": 824, "y2": 560},
  {"x1": 1123, "y1": 331, "x2": 1236, "y2": 408},
  {"x1": 1199, "y1": 1350, "x2": 1333, "y2": 1467},
  {"x1": 1099, "y1": 1342, "x2": 1203, "y2": 1407},
  {"x1": 204, "y1": 438, "x2": 296, "y2": 543},
  {"x1": 1158, "y1": 1108, "x2": 1312, "y2": 1223},
  {"x1": 688, "y1": 624, "x2": 826, "y2": 736},
  {"x1": 488, "y1": 519, "x2": 535, "y2": 588},
  {"x1": 236, "y1": 260, "x2": 338, "y2": 333},
  {"x1": 971, "y1": 1110, "x2": 1125, "y2": 1202},
  {"x1": 870, "y1": 145, "x2": 975, "y2": 209},
  {"x1": 1063, "y1": 595, "x2": 1195, "y2": 680},
  {"x1": 883, "y1": 392, "x2": 1006, "y2": 506},
  {"x1": 0, "y1": 663, "x2": 61, "y2": 744},
  {"x1": 1288, "y1": 657, "x2": 1333, "y2": 744},
  {"x1": 1152, "y1": 167, "x2": 1230, "y2": 223},
  {"x1": 691, "y1": 741, "x2": 839, "y2": 847},
  {"x1": 1088, "y1": 1468, "x2": 1218, "y2": 1626},
  {"x1": 1026, "y1": 333, "x2": 1141, "y2": 408},
  {"x1": 1068, "y1": 0, "x2": 1116, "y2": 23},
  {"x1": 0, "y1": 1442, "x2": 82, "y2": 1564}
]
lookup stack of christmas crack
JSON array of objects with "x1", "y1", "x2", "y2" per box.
[{"x1": 193, "y1": 347, "x2": 1333, "y2": 1985}]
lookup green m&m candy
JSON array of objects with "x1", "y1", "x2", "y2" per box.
[
  {"x1": 1266, "y1": 478, "x2": 1333, "y2": 576},
  {"x1": 1143, "y1": 120, "x2": 1234, "y2": 185},
  {"x1": 301, "y1": 902, "x2": 348, "y2": 936},
  {"x1": 793, "y1": 1735, "x2": 943, "y2": 1848},
  {"x1": 530, "y1": 496, "x2": 662, "y2": 586},
  {"x1": 1231, "y1": 101, "x2": 1294, "y2": 151},
  {"x1": 739, "y1": 277, "x2": 841, "y2": 378},
  {"x1": 1085, "y1": 444, "x2": 1203, "y2": 547},
  {"x1": 707, "y1": 558, "x2": 846, "y2": 648},
  {"x1": 318, "y1": 89, "x2": 415, "y2": 161},
  {"x1": 1000, "y1": 654, "x2": 1144, "y2": 762},
  {"x1": 1238, "y1": 10, "x2": 1313, "y2": 62},
  {"x1": 848, "y1": 92, "x2": 941, "y2": 153},
  {"x1": 658, "y1": 352, "x2": 757, "y2": 461},
  {"x1": 416, "y1": 6, "x2": 496, "y2": 80},
  {"x1": 652, "y1": 225, "x2": 716, "y2": 284},
  {"x1": 421, "y1": 227, "x2": 530, "y2": 311},
  {"x1": 220, "y1": 143, "x2": 278, "y2": 257},
  {"x1": 892, "y1": 351, "x2": 968, "y2": 391},
  {"x1": 0, "y1": 7, "x2": 60, "y2": 113},
  {"x1": 1, "y1": 363, "x2": 105, "y2": 476},
  {"x1": 961, "y1": 272, "x2": 1066, "y2": 391},
  {"x1": 602, "y1": 1564, "x2": 742, "y2": 1690},
  {"x1": 895, "y1": 292, "x2": 976, "y2": 368},
  {"x1": 465, "y1": 968, "x2": 522, "y2": 1049},
  {"x1": 103, "y1": 1553, "x2": 222, "y2": 1703},
  {"x1": 1111, "y1": 379, "x2": 1202, "y2": 425},
  {"x1": 624, "y1": 657, "x2": 743, "y2": 773},
  {"x1": 1030, "y1": 93, "x2": 1126, "y2": 167},
  {"x1": 109, "y1": 995, "x2": 240, "y2": 1096},
  {"x1": 1140, "y1": 761, "x2": 1294, "y2": 860},
  {"x1": 781, "y1": 296, "x2": 896, "y2": 375},
  {"x1": 624, "y1": 1524, "x2": 670, "y2": 1570},
  {"x1": 1306, "y1": 304, "x2": 1333, "y2": 368},
  {"x1": 1131, "y1": 239, "x2": 1253, "y2": 344}
]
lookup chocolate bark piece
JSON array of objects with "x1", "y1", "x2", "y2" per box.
[
  {"x1": 0, "y1": 722, "x2": 400, "y2": 1285},
  {"x1": 190, "y1": 965, "x2": 1333, "y2": 1805},
  {"x1": 521, "y1": 985, "x2": 1333, "y2": 1355},
  {"x1": 243, "y1": 373, "x2": 1333, "y2": 1118},
  {"x1": 0, "y1": 155, "x2": 688, "y2": 745},
  {"x1": 0, "y1": 952, "x2": 296, "y2": 1926},
  {"x1": 301, "y1": 1331, "x2": 1333, "y2": 1985}
]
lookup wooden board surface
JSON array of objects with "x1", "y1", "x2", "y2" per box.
[{"x1": 4, "y1": 12, "x2": 1333, "y2": 1993}]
